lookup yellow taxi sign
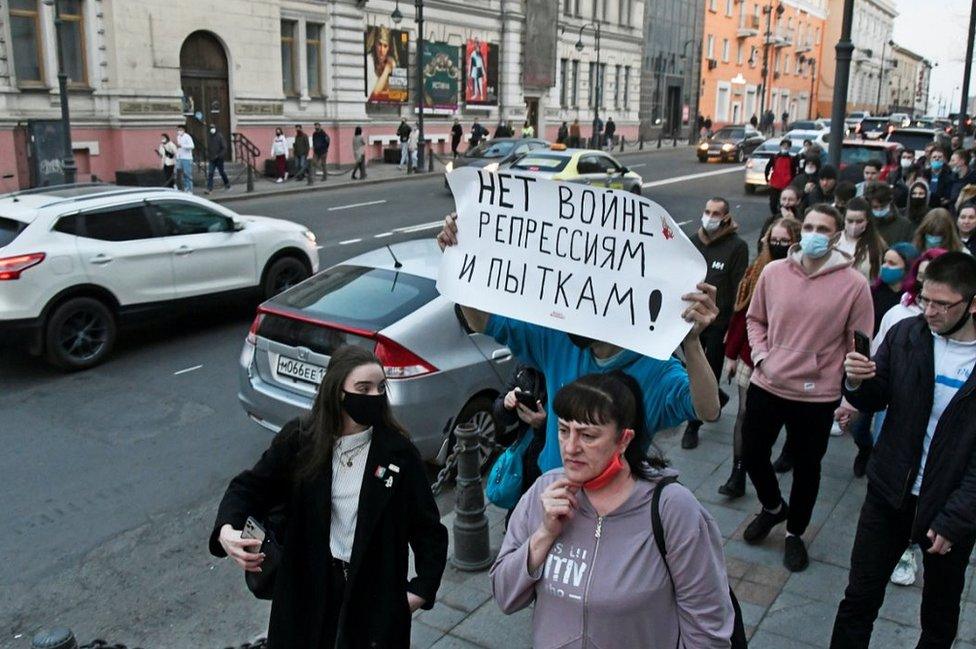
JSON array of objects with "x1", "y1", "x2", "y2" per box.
[{"x1": 550, "y1": 143, "x2": 567, "y2": 151}]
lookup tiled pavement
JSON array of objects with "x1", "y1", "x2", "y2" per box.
[{"x1": 411, "y1": 393, "x2": 976, "y2": 648}]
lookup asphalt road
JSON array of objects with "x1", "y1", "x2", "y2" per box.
[{"x1": 0, "y1": 146, "x2": 775, "y2": 647}]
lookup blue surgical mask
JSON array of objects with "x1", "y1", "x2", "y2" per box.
[
  {"x1": 800, "y1": 232, "x2": 832, "y2": 259},
  {"x1": 931, "y1": 160, "x2": 944, "y2": 172},
  {"x1": 872, "y1": 206, "x2": 891, "y2": 218},
  {"x1": 879, "y1": 266, "x2": 905, "y2": 285},
  {"x1": 925, "y1": 234, "x2": 944, "y2": 248}
]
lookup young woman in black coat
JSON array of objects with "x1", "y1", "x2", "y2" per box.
[{"x1": 210, "y1": 345, "x2": 448, "y2": 648}]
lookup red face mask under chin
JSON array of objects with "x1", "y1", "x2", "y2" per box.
[{"x1": 582, "y1": 452, "x2": 625, "y2": 491}]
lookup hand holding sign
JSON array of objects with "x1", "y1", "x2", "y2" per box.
[{"x1": 437, "y1": 167, "x2": 707, "y2": 360}]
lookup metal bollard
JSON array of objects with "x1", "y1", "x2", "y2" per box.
[
  {"x1": 639, "y1": 136, "x2": 644, "y2": 150},
  {"x1": 657, "y1": 128, "x2": 663, "y2": 148},
  {"x1": 246, "y1": 164, "x2": 254, "y2": 193},
  {"x1": 32, "y1": 628, "x2": 77, "y2": 649},
  {"x1": 619, "y1": 137, "x2": 624, "y2": 152},
  {"x1": 451, "y1": 422, "x2": 492, "y2": 571},
  {"x1": 306, "y1": 162, "x2": 314, "y2": 185}
]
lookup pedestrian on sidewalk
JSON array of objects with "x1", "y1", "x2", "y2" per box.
[
  {"x1": 156, "y1": 133, "x2": 177, "y2": 188},
  {"x1": 491, "y1": 372, "x2": 737, "y2": 648},
  {"x1": 681, "y1": 197, "x2": 748, "y2": 450},
  {"x1": 397, "y1": 117, "x2": 411, "y2": 170},
  {"x1": 520, "y1": 121, "x2": 534, "y2": 138},
  {"x1": 569, "y1": 119, "x2": 581, "y2": 147},
  {"x1": 450, "y1": 118, "x2": 463, "y2": 158},
  {"x1": 211, "y1": 345, "x2": 448, "y2": 649},
  {"x1": 556, "y1": 121, "x2": 568, "y2": 145},
  {"x1": 437, "y1": 212, "x2": 722, "y2": 473},
  {"x1": 741, "y1": 204, "x2": 874, "y2": 573},
  {"x1": 470, "y1": 119, "x2": 488, "y2": 148},
  {"x1": 603, "y1": 116, "x2": 616, "y2": 150},
  {"x1": 175, "y1": 124, "x2": 195, "y2": 193},
  {"x1": 831, "y1": 252, "x2": 976, "y2": 649},
  {"x1": 292, "y1": 125, "x2": 310, "y2": 181},
  {"x1": 406, "y1": 125, "x2": 418, "y2": 172},
  {"x1": 781, "y1": 111, "x2": 790, "y2": 133},
  {"x1": 765, "y1": 138, "x2": 799, "y2": 217},
  {"x1": 312, "y1": 122, "x2": 330, "y2": 180},
  {"x1": 351, "y1": 126, "x2": 367, "y2": 180},
  {"x1": 271, "y1": 128, "x2": 288, "y2": 183},
  {"x1": 719, "y1": 217, "x2": 801, "y2": 498},
  {"x1": 205, "y1": 125, "x2": 230, "y2": 194}
]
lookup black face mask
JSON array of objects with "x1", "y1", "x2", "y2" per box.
[
  {"x1": 768, "y1": 242, "x2": 791, "y2": 260},
  {"x1": 940, "y1": 297, "x2": 975, "y2": 337},
  {"x1": 567, "y1": 333, "x2": 595, "y2": 349},
  {"x1": 342, "y1": 391, "x2": 387, "y2": 427}
]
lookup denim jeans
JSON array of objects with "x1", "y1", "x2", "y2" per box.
[
  {"x1": 206, "y1": 158, "x2": 229, "y2": 191},
  {"x1": 400, "y1": 143, "x2": 410, "y2": 167},
  {"x1": 178, "y1": 158, "x2": 193, "y2": 192}
]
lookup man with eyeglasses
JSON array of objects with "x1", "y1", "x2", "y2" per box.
[{"x1": 832, "y1": 251, "x2": 976, "y2": 648}]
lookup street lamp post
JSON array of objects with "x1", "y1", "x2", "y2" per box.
[
  {"x1": 958, "y1": 0, "x2": 976, "y2": 137},
  {"x1": 808, "y1": 58, "x2": 817, "y2": 118},
  {"x1": 575, "y1": 23, "x2": 602, "y2": 148},
  {"x1": 758, "y1": 2, "x2": 784, "y2": 129},
  {"x1": 874, "y1": 39, "x2": 893, "y2": 114},
  {"x1": 827, "y1": 0, "x2": 854, "y2": 170},
  {"x1": 392, "y1": 0, "x2": 426, "y2": 172},
  {"x1": 43, "y1": 0, "x2": 77, "y2": 184}
]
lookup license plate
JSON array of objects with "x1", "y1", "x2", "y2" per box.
[{"x1": 276, "y1": 355, "x2": 326, "y2": 384}]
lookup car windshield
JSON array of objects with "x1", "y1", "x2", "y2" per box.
[
  {"x1": 271, "y1": 265, "x2": 439, "y2": 331},
  {"x1": 755, "y1": 141, "x2": 802, "y2": 155},
  {"x1": 510, "y1": 154, "x2": 571, "y2": 172},
  {"x1": 790, "y1": 121, "x2": 818, "y2": 130},
  {"x1": 0, "y1": 216, "x2": 27, "y2": 247},
  {"x1": 466, "y1": 140, "x2": 517, "y2": 159},
  {"x1": 888, "y1": 132, "x2": 933, "y2": 150},
  {"x1": 714, "y1": 128, "x2": 744, "y2": 139},
  {"x1": 842, "y1": 145, "x2": 889, "y2": 165},
  {"x1": 861, "y1": 118, "x2": 890, "y2": 129}
]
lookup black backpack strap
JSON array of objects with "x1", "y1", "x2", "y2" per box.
[{"x1": 651, "y1": 475, "x2": 680, "y2": 563}]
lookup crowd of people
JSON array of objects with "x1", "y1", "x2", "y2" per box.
[{"x1": 206, "y1": 134, "x2": 976, "y2": 648}]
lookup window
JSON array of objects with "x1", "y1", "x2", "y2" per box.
[
  {"x1": 618, "y1": 0, "x2": 630, "y2": 25},
  {"x1": 784, "y1": 54, "x2": 791, "y2": 75},
  {"x1": 571, "y1": 60, "x2": 579, "y2": 107},
  {"x1": 150, "y1": 201, "x2": 233, "y2": 236},
  {"x1": 10, "y1": 0, "x2": 43, "y2": 85},
  {"x1": 706, "y1": 35, "x2": 715, "y2": 59},
  {"x1": 82, "y1": 206, "x2": 156, "y2": 242},
  {"x1": 599, "y1": 63, "x2": 606, "y2": 108},
  {"x1": 56, "y1": 0, "x2": 87, "y2": 85},
  {"x1": 737, "y1": 43, "x2": 744, "y2": 65},
  {"x1": 708, "y1": 0, "x2": 717, "y2": 12},
  {"x1": 0, "y1": 217, "x2": 29, "y2": 246},
  {"x1": 614, "y1": 64, "x2": 622, "y2": 108},
  {"x1": 306, "y1": 23, "x2": 323, "y2": 96},
  {"x1": 588, "y1": 62, "x2": 595, "y2": 107},
  {"x1": 560, "y1": 58, "x2": 568, "y2": 107},
  {"x1": 722, "y1": 39, "x2": 730, "y2": 63},
  {"x1": 623, "y1": 66, "x2": 630, "y2": 109},
  {"x1": 726, "y1": 0, "x2": 734, "y2": 16},
  {"x1": 564, "y1": 0, "x2": 572, "y2": 15},
  {"x1": 749, "y1": 46, "x2": 757, "y2": 67},
  {"x1": 281, "y1": 20, "x2": 297, "y2": 96},
  {"x1": 575, "y1": 0, "x2": 581, "y2": 16}
]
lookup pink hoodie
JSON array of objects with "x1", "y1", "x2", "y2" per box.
[{"x1": 747, "y1": 247, "x2": 873, "y2": 402}]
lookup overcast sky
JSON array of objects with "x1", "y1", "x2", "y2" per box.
[{"x1": 892, "y1": 0, "x2": 972, "y2": 114}]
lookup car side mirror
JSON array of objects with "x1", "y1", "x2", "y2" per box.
[
  {"x1": 231, "y1": 219, "x2": 245, "y2": 232},
  {"x1": 619, "y1": 166, "x2": 629, "y2": 174}
]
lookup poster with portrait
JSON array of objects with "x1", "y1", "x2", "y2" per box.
[
  {"x1": 423, "y1": 42, "x2": 461, "y2": 110},
  {"x1": 464, "y1": 39, "x2": 498, "y2": 105},
  {"x1": 364, "y1": 25, "x2": 409, "y2": 104}
]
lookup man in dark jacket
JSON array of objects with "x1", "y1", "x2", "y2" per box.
[
  {"x1": 312, "y1": 122, "x2": 330, "y2": 179},
  {"x1": 927, "y1": 147, "x2": 952, "y2": 208},
  {"x1": 765, "y1": 138, "x2": 799, "y2": 216},
  {"x1": 682, "y1": 196, "x2": 748, "y2": 449},
  {"x1": 831, "y1": 252, "x2": 976, "y2": 648},
  {"x1": 292, "y1": 124, "x2": 310, "y2": 180},
  {"x1": 205, "y1": 125, "x2": 230, "y2": 194},
  {"x1": 947, "y1": 149, "x2": 976, "y2": 213},
  {"x1": 864, "y1": 181, "x2": 914, "y2": 244},
  {"x1": 806, "y1": 164, "x2": 838, "y2": 207},
  {"x1": 603, "y1": 117, "x2": 616, "y2": 150},
  {"x1": 396, "y1": 118, "x2": 412, "y2": 169},
  {"x1": 450, "y1": 118, "x2": 463, "y2": 158},
  {"x1": 470, "y1": 118, "x2": 488, "y2": 147}
]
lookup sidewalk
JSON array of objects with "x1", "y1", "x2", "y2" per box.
[
  {"x1": 191, "y1": 142, "x2": 694, "y2": 205},
  {"x1": 412, "y1": 393, "x2": 976, "y2": 649}
]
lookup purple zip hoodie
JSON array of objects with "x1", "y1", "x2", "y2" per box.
[{"x1": 491, "y1": 468, "x2": 734, "y2": 648}]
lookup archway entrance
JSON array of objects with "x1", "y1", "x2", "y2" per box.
[{"x1": 180, "y1": 32, "x2": 230, "y2": 161}]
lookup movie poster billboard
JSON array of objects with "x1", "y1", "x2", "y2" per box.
[
  {"x1": 364, "y1": 25, "x2": 409, "y2": 104},
  {"x1": 464, "y1": 39, "x2": 498, "y2": 105},
  {"x1": 423, "y1": 42, "x2": 461, "y2": 110}
]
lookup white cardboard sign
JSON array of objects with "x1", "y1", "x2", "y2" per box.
[{"x1": 437, "y1": 166, "x2": 707, "y2": 360}]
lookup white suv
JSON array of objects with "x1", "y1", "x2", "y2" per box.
[{"x1": 0, "y1": 184, "x2": 319, "y2": 370}]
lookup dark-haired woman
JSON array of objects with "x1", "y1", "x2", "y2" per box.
[
  {"x1": 492, "y1": 372, "x2": 736, "y2": 648},
  {"x1": 210, "y1": 345, "x2": 448, "y2": 648}
]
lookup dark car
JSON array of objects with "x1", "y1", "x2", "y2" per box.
[
  {"x1": 444, "y1": 137, "x2": 549, "y2": 187},
  {"x1": 697, "y1": 125, "x2": 765, "y2": 163},
  {"x1": 855, "y1": 116, "x2": 896, "y2": 140},
  {"x1": 786, "y1": 119, "x2": 828, "y2": 132}
]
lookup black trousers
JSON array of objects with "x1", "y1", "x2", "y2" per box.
[
  {"x1": 768, "y1": 187, "x2": 783, "y2": 216},
  {"x1": 686, "y1": 323, "x2": 729, "y2": 432},
  {"x1": 830, "y1": 489, "x2": 975, "y2": 649},
  {"x1": 742, "y1": 384, "x2": 838, "y2": 535},
  {"x1": 322, "y1": 558, "x2": 348, "y2": 648}
]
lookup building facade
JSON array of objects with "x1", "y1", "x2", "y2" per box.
[
  {"x1": 887, "y1": 44, "x2": 931, "y2": 116},
  {"x1": 698, "y1": 0, "x2": 827, "y2": 130},
  {"x1": 0, "y1": 0, "x2": 642, "y2": 191},
  {"x1": 638, "y1": 0, "x2": 705, "y2": 140}
]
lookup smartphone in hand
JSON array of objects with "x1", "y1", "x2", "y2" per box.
[
  {"x1": 514, "y1": 390, "x2": 538, "y2": 409},
  {"x1": 853, "y1": 330, "x2": 871, "y2": 358}
]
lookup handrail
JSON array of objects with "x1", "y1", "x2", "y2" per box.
[{"x1": 231, "y1": 132, "x2": 262, "y2": 192}]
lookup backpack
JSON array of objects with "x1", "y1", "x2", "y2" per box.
[
  {"x1": 651, "y1": 476, "x2": 748, "y2": 648},
  {"x1": 486, "y1": 429, "x2": 535, "y2": 510}
]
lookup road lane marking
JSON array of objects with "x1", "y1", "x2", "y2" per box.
[
  {"x1": 394, "y1": 220, "x2": 443, "y2": 234},
  {"x1": 173, "y1": 364, "x2": 203, "y2": 376},
  {"x1": 328, "y1": 199, "x2": 387, "y2": 211},
  {"x1": 628, "y1": 163, "x2": 646, "y2": 168},
  {"x1": 339, "y1": 238, "x2": 362, "y2": 245},
  {"x1": 374, "y1": 232, "x2": 394, "y2": 238},
  {"x1": 641, "y1": 166, "x2": 744, "y2": 188},
  {"x1": 676, "y1": 220, "x2": 691, "y2": 226}
]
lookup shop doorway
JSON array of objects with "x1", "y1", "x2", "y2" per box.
[{"x1": 180, "y1": 32, "x2": 231, "y2": 161}]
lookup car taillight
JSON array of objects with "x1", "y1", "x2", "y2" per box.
[
  {"x1": 246, "y1": 312, "x2": 265, "y2": 345},
  {"x1": 374, "y1": 335, "x2": 437, "y2": 378},
  {"x1": 0, "y1": 252, "x2": 45, "y2": 280}
]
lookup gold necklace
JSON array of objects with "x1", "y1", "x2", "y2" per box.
[{"x1": 339, "y1": 439, "x2": 370, "y2": 467}]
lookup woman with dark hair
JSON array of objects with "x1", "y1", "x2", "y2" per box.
[
  {"x1": 210, "y1": 345, "x2": 448, "y2": 648},
  {"x1": 156, "y1": 133, "x2": 177, "y2": 187},
  {"x1": 351, "y1": 126, "x2": 367, "y2": 180},
  {"x1": 492, "y1": 372, "x2": 736, "y2": 648},
  {"x1": 271, "y1": 127, "x2": 288, "y2": 183},
  {"x1": 836, "y1": 196, "x2": 885, "y2": 281}
]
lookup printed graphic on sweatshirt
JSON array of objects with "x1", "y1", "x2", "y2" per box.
[{"x1": 542, "y1": 541, "x2": 590, "y2": 601}]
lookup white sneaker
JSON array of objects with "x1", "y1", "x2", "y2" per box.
[
  {"x1": 890, "y1": 548, "x2": 918, "y2": 586},
  {"x1": 275, "y1": 178, "x2": 283, "y2": 183},
  {"x1": 284, "y1": 172, "x2": 289, "y2": 180},
  {"x1": 830, "y1": 421, "x2": 844, "y2": 436}
]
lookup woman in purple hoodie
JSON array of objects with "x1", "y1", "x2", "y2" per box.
[{"x1": 491, "y1": 373, "x2": 735, "y2": 648}]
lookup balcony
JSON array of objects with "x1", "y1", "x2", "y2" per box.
[
  {"x1": 737, "y1": 14, "x2": 760, "y2": 38},
  {"x1": 852, "y1": 49, "x2": 871, "y2": 64},
  {"x1": 796, "y1": 38, "x2": 813, "y2": 54},
  {"x1": 773, "y1": 29, "x2": 793, "y2": 48}
]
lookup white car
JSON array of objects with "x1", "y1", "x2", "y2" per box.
[{"x1": 0, "y1": 184, "x2": 319, "y2": 369}]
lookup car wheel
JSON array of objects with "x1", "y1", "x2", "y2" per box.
[
  {"x1": 630, "y1": 185, "x2": 642, "y2": 196},
  {"x1": 44, "y1": 297, "x2": 117, "y2": 370},
  {"x1": 698, "y1": 156, "x2": 707, "y2": 163},
  {"x1": 744, "y1": 183, "x2": 756, "y2": 194},
  {"x1": 262, "y1": 256, "x2": 310, "y2": 299},
  {"x1": 734, "y1": 148, "x2": 743, "y2": 163},
  {"x1": 445, "y1": 395, "x2": 497, "y2": 479}
]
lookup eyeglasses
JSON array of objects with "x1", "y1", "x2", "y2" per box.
[
  {"x1": 769, "y1": 238, "x2": 792, "y2": 246},
  {"x1": 917, "y1": 295, "x2": 973, "y2": 314}
]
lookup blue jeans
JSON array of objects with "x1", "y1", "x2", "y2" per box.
[
  {"x1": 178, "y1": 158, "x2": 193, "y2": 192},
  {"x1": 207, "y1": 158, "x2": 229, "y2": 190},
  {"x1": 400, "y1": 143, "x2": 410, "y2": 167}
]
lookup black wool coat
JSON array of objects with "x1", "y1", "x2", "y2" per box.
[{"x1": 210, "y1": 419, "x2": 448, "y2": 648}]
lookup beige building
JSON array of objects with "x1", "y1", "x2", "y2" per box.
[
  {"x1": 0, "y1": 0, "x2": 642, "y2": 191},
  {"x1": 887, "y1": 44, "x2": 931, "y2": 116}
]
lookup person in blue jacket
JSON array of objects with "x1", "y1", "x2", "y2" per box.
[{"x1": 436, "y1": 213, "x2": 722, "y2": 472}]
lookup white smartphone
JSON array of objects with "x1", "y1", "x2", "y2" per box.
[{"x1": 242, "y1": 516, "x2": 266, "y2": 545}]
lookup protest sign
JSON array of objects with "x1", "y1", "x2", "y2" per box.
[{"x1": 437, "y1": 167, "x2": 707, "y2": 360}]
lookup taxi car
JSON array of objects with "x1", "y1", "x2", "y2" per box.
[{"x1": 501, "y1": 145, "x2": 644, "y2": 194}]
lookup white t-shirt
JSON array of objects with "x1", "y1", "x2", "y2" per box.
[
  {"x1": 873, "y1": 300, "x2": 922, "y2": 355},
  {"x1": 913, "y1": 336, "x2": 976, "y2": 495},
  {"x1": 330, "y1": 428, "x2": 373, "y2": 562},
  {"x1": 176, "y1": 132, "x2": 194, "y2": 160}
]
